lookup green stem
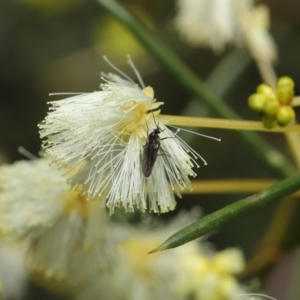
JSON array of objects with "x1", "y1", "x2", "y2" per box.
[
  {"x1": 148, "y1": 172, "x2": 300, "y2": 253},
  {"x1": 96, "y1": 0, "x2": 295, "y2": 177}
]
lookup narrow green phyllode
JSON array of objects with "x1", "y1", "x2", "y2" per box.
[{"x1": 148, "y1": 172, "x2": 300, "y2": 253}]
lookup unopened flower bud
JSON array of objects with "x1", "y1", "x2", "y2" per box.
[
  {"x1": 263, "y1": 115, "x2": 277, "y2": 129},
  {"x1": 248, "y1": 93, "x2": 266, "y2": 112},
  {"x1": 276, "y1": 85, "x2": 294, "y2": 105},
  {"x1": 263, "y1": 99, "x2": 280, "y2": 116},
  {"x1": 277, "y1": 76, "x2": 294, "y2": 89},
  {"x1": 256, "y1": 84, "x2": 276, "y2": 100},
  {"x1": 276, "y1": 106, "x2": 295, "y2": 126}
]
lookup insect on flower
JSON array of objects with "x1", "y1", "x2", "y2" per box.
[
  {"x1": 143, "y1": 125, "x2": 162, "y2": 178},
  {"x1": 142, "y1": 112, "x2": 177, "y2": 178},
  {"x1": 39, "y1": 55, "x2": 220, "y2": 214}
]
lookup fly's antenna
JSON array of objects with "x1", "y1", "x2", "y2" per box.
[
  {"x1": 18, "y1": 147, "x2": 38, "y2": 160},
  {"x1": 152, "y1": 110, "x2": 158, "y2": 127},
  {"x1": 103, "y1": 56, "x2": 135, "y2": 85},
  {"x1": 148, "y1": 109, "x2": 162, "y2": 132},
  {"x1": 144, "y1": 116, "x2": 150, "y2": 135},
  {"x1": 127, "y1": 55, "x2": 145, "y2": 89}
]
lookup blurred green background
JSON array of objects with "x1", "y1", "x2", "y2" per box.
[{"x1": 1, "y1": 0, "x2": 300, "y2": 299}]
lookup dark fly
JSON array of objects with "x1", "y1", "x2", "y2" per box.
[
  {"x1": 141, "y1": 112, "x2": 220, "y2": 177},
  {"x1": 142, "y1": 126, "x2": 162, "y2": 177},
  {"x1": 142, "y1": 108, "x2": 175, "y2": 178}
]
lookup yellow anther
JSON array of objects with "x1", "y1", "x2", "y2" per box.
[{"x1": 142, "y1": 86, "x2": 154, "y2": 98}]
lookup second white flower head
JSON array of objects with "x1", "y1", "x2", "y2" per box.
[{"x1": 39, "y1": 57, "x2": 202, "y2": 214}]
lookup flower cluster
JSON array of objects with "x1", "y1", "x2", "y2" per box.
[
  {"x1": 248, "y1": 77, "x2": 296, "y2": 128},
  {"x1": 174, "y1": 247, "x2": 245, "y2": 300},
  {"x1": 39, "y1": 57, "x2": 204, "y2": 214},
  {"x1": 0, "y1": 159, "x2": 110, "y2": 279},
  {"x1": 0, "y1": 159, "x2": 247, "y2": 299},
  {"x1": 68, "y1": 211, "x2": 247, "y2": 300}
]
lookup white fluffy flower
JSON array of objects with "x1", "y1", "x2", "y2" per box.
[
  {"x1": 237, "y1": 4, "x2": 277, "y2": 65},
  {"x1": 68, "y1": 211, "x2": 247, "y2": 300},
  {"x1": 70, "y1": 231, "x2": 180, "y2": 300},
  {"x1": 174, "y1": 0, "x2": 277, "y2": 63},
  {"x1": 69, "y1": 210, "x2": 200, "y2": 300},
  {"x1": 174, "y1": 0, "x2": 244, "y2": 52},
  {"x1": 0, "y1": 159, "x2": 109, "y2": 279},
  {"x1": 0, "y1": 241, "x2": 27, "y2": 300},
  {"x1": 39, "y1": 58, "x2": 203, "y2": 214}
]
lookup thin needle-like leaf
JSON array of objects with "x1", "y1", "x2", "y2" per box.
[{"x1": 148, "y1": 171, "x2": 300, "y2": 253}]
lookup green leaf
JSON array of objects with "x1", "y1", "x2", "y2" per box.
[{"x1": 148, "y1": 172, "x2": 300, "y2": 253}]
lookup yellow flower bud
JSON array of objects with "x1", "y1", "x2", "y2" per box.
[
  {"x1": 277, "y1": 76, "x2": 294, "y2": 89},
  {"x1": 263, "y1": 99, "x2": 280, "y2": 116},
  {"x1": 276, "y1": 106, "x2": 295, "y2": 126},
  {"x1": 248, "y1": 93, "x2": 266, "y2": 112},
  {"x1": 276, "y1": 85, "x2": 294, "y2": 105},
  {"x1": 263, "y1": 115, "x2": 277, "y2": 129},
  {"x1": 256, "y1": 84, "x2": 276, "y2": 100}
]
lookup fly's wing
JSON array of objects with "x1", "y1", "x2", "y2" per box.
[{"x1": 142, "y1": 142, "x2": 158, "y2": 177}]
